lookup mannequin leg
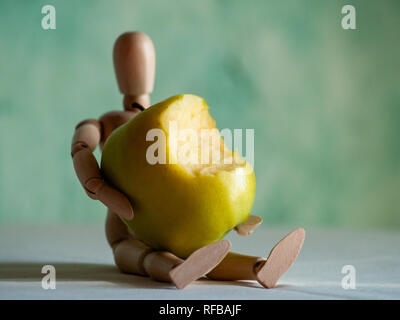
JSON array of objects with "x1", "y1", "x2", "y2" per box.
[
  {"x1": 207, "y1": 252, "x2": 263, "y2": 281},
  {"x1": 105, "y1": 209, "x2": 149, "y2": 275},
  {"x1": 105, "y1": 210, "x2": 231, "y2": 289},
  {"x1": 207, "y1": 228, "x2": 305, "y2": 288}
]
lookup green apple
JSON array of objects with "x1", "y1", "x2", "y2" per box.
[{"x1": 101, "y1": 94, "x2": 255, "y2": 258}]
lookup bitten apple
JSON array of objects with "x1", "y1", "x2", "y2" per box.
[{"x1": 101, "y1": 94, "x2": 255, "y2": 258}]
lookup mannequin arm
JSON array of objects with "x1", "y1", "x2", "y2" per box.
[
  {"x1": 234, "y1": 215, "x2": 262, "y2": 236},
  {"x1": 71, "y1": 119, "x2": 134, "y2": 220}
]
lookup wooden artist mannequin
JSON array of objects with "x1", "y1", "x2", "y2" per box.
[{"x1": 71, "y1": 31, "x2": 305, "y2": 289}]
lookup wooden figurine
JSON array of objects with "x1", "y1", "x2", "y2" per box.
[{"x1": 71, "y1": 31, "x2": 305, "y2": 289}]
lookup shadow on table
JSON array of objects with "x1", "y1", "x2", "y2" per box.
[
  {"x1": 0, "y1": 262, "x2": 176, "y2": 289},
  {"x1": 1, "y1": 262, "x2": 295, "y2": 291},
  {"x1": 0, "y1": 262, "x2": 279, "y2": 290}
]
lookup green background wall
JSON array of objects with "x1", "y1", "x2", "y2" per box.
[{"x1": 0, "y1": 0, "x2": 399, "y2": 229}]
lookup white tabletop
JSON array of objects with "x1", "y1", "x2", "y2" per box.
[{"x1": 0, "y1": 224, "x2": 399, "y2": 300}]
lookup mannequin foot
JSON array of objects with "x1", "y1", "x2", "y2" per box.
[
  {"x1": 169, "y1": 240, "x2": 231, "y2": 289},
  {"x1": 255, "y1": 228, "x2": 305, "y2": 288}
]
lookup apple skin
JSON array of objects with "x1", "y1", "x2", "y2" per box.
[{"x1": 101, "y1": 95, "x2": 256, "y2": 258}]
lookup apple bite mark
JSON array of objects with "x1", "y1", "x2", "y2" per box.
[{"x1": 159, "y1": 94, "x2": 252, "y2": 177}]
